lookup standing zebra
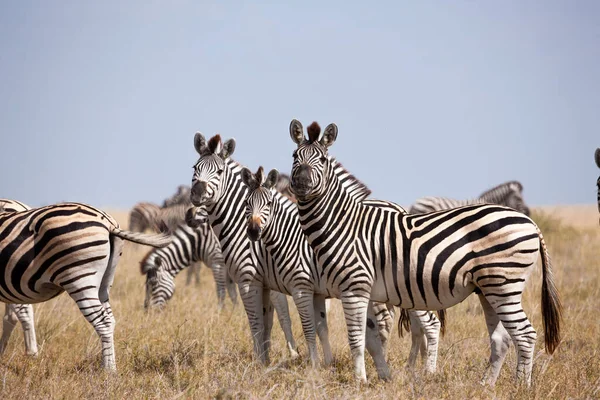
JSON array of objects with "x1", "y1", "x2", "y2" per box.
[
  {"x1": 0, "y1": 199, "x2": 38, "y2": 357},
  {"x1": 410, "y1": 181, "x2": 530, "y2": 216},
  {"x1": 0, "y1": 202, "x2": 171, "y2": 370},
  {"x1": 140, "y1": 222, "x2": 237, "y2": 310},
  {"x1": 240, "y1": 166, "x2": 409, "y2": 369},
  {"x1": 287, "y1": 119, "x2": 561, "y2": 385},
  {"x1": 189, "y1": 134, "x2": 399, "y2": 366}
]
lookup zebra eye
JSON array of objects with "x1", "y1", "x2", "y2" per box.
[
  {"x1": 217, "y1": 169, "x2": 223, "y2": 175},
  {"x1": 320, "y1": 156, "x2": 327, "y2": 162}
]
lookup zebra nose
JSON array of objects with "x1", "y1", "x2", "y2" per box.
[
  {"x1": 190, "y1": 181, "x2": 208, "y2": 206},
  {"x1": 247, "y1": 218, "x2": 261, "y2": 241}
]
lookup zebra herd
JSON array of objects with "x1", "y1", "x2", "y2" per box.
[{"x1": 6, "y1": 123, "x2": 597, "y2": 388}]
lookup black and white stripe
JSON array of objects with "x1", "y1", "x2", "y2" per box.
[
  {"x1": 410, "y1": 181, "x2": 530, "y2": 216},
  {"x1": 288, "y1": 120, "x2": 562, "y2": 385},
  {"x1": 129, "y1": 202, "x2": 161, "y2": 233},
  {"x1": 0, "y1": 202, "x2": 171, "y2": 370},
  {"x1": 595, "y1": 148, "x2": 600, "y2": 218},
  {"x1": 140, "y1": 222, "x2": 237, "y2": 310},
  {"x1": 0, "y1": 199, "x2": 38, "y2": 357}
]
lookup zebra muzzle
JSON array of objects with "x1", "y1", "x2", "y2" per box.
[{"x1": 247, "y1": 219, "x2": 261, "y2": 241}]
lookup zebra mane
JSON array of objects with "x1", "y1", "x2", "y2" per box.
[
  {"x1": 478, "y1": 181, "x2": 523, "y2": 198},
  {"x1": 329, "y1": 156, "x2": 372, "y2": 202}
]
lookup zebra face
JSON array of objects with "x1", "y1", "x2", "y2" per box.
[
  {"x1": 241, "y1": 167, "x2": 279, "y2": 241},
  {"x1": 141, "y1": 255, "x2": 175, "y2": 310},
  {"x1": 191, "y1": 133, "x2": 236, "y2": 207},
  {"x1": 289, "y1": 119, "x2": 338, "y2": 200}
]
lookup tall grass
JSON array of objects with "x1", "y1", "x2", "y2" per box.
[{"x1": 0, "y1": 208, "x2": 598, "y2": 399}]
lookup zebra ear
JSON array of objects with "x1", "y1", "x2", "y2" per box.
[
  {"x1": 595, "y1": 148, "x2": 600, "y2": 168},
  {"x1": 320, "y1": 123, "x2": 338, "y2": 148},
  {"x1": 220, "y1": 139, "x2": 236, "y2": 159},
  {"x1": 194, "y1": 132, "x2": 206, "y2": 155},
  {"x1": 241, "y1": 167, "x2": 258, "y2": 190},
  {"x1": 264, "y1": 169, "x2": 279, "y2": 189},
  {"x1": 290, "y1": 119, "x2": 305, "y2": 145}
]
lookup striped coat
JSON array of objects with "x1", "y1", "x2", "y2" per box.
[
  {"x1": 288, "y1": 119, "x2": 561, "y2": 385},
  {"x1": 0, "y1": 202, "x2": 171, "y2": 370}
]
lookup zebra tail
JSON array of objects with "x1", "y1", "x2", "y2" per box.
[
  {"x1": 437, "y1": 309, "x2": 446, "y2": 336},
  {"x1": 538, "y1": 227, "x2": 562, "y2": 354},
  {"x1": 397, "y1": 309, "x2": 411, "y2": 338},
  {"x1": 111, "y1": 228, "x2": 172, "y2": 248}
]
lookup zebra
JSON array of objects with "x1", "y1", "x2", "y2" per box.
[
  {"x1": 410, "y1": 181, "x2": 530, "y2": 216},
  {"x1": 140, "y1": 221, "x2": 237, "y2": 310},
  {"x1": 188, "y1": 133, "x2": 400, "y2": 366},
  {"x1": 0, "y1": 202, "x2": 172, "y2": 370},
  {"x1": 0, "y1": 199, "x2": 38, "y2": 357},
  {"x1": 287, "y1": 119, "x2": 562, "y2": 385},
  {"x1": 595, "y1": 148, "x2": 600, "y2": 218},
  {"x1": 163, "y1": 185, "x2": 192, "y2": 208},
  {"x1": 129, "y1": 202, "x2": 161, "y2": 233},
  {"x1": 241, "y1": 166, "x2": 415, "y2": 368}
]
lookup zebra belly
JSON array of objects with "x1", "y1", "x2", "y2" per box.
[{"x1": 0, "y1": 284, "x2": 63, "y2": 304}]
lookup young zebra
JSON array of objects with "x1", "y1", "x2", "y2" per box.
[
  {"x1": 0, "y1": 202, "x2": 171, "y2": 370},
  {"x1": 0, "y1": 199, "x2": 38, "y2": 357},
  {"x1": 410, "y1": 181, "x2": 530, "y2": 216},
  {"x1": 189, "y1": 134, "x2": 399, "y2": 366},
  {"x1": 287, "y1": 119, "x2": 562, "y2": 385},
  {"x1": 140, "y1": 222, "x2": 237, "y2": 310},
  {"x1": 241, "y1": 166, "x2": 412, "y2": 369}
]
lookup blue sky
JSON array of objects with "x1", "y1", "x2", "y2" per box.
[{"x1": 1, "y1": 1, "x2": 598, "y2": 208}]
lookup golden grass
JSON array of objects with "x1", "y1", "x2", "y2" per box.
[{"x1": 1, "y1": 207, "x2": 599, "y2": 399}]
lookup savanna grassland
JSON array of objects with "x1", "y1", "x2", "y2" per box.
[{"x1": 0, "y1": 207, "x2": 599, "y2": 399}]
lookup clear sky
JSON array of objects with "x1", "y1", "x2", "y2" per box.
[{"x1": 1, "y1": 1, "x2": 598, "y2": 209}]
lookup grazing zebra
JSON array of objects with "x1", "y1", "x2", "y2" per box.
[
  {"x1": 0, "y1": 199, "x2": 38, "y2": 357},
  {"x1": 140, "y1": 222, "x2": 237, "y2": 310},
  {"x1": 287, "y1": 119, "x2": 562, "y2": 385},
  {"x1": 595, "y1": 148, "x2": 600, "y2": 217},
  {"x1": 189, "y1": 133, "x2": 400, "y2": 366},
  {"x1": 410, "y1": 181, "x2": 530, "y2": 216},
  {"x1": 0, "y1": 202, "x2": 171, "y2": 370}
]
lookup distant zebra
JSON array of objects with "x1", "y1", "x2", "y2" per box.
[
  {"x1": 287, "y1": 119, "x2": 561, "y2": 385},
  {"x1": 189, "y1": 134, "x2": 399, "y2": 366},
  {"x1": 0, "y1": 199, "x2": 38, "y2": 357},
  {"x1": 141, "y1": 222, "x2": 237, "y2": 310},
  {"x1": 129, "y1": 202, "x2": 161, "y2": 233},
  {"x1": 410, "y1": 181, "x2": 530, "y2": 216},
  {"x1": 162, "y1": 185, "x2": 192, "y2": 208},
  {"x1": 0, "y1": 202, "x2": 171, "y2": 370},
  {"x1": 240, "y1": 166, "x2": 412, "y2": 368},
  {"x1": 595, "y1": 148, "x2": 600, "y2": 217}
]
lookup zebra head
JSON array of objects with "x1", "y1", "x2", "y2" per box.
[
  {"x1": 289, "y1": 119, "x2": 338, "y2": 201},
  {"x1": 140, "y1": 252, "x2": 175, "y2": 310},
  {"x1": 505, "y1": 183, "x2": 530, "y2": 216},
  {"x1": 190, "y1": 133, "x2": 236, "y2": 207},
  {"x1": 240, "y1": 166, "x2": 279, "y2": 241}
]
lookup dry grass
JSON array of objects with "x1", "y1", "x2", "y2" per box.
[{"x1": 1, "y1": 207, "x2": 599, "y2": 399}]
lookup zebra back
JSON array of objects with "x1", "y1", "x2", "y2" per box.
[{"x1": 0, "y1": 199, "x2": 30, "y2": 213}]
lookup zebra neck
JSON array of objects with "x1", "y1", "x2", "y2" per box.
[
  {"x1": 261, "y1": 192, "x2": 302, "y2": 255},
  {"x1": 206, "y1": 159, "x2": 247, "y2": 243},
  {"x1": 296, "y1": 163, "x2": 365, "y2": 247}
]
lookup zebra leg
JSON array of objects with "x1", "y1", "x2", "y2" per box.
[
  {"x1": 372, "y1": 302, "x2": 395, "y2": 359},
  {"x1": 420, "y1": 311, "x2": 440, "y2": 373},
  {"x1": 364, "y1": 301, "x2": 392, "y2": 381},
  {"x1": 313, "y1": 294, "x2": 333, "y2": 366},
  {"x1": 291, "y1": 289, "x2": 318, "y2": 367},
  {"x1": 238, "y1": 282, "x2": 267, "y2": 364},
  {"x1": 406, "y1": 310, "x2": 424, "y2": 370},
  {"x1": 15, "y1": 304, "x2": 38, "y2": 356},
  {"x1": 0, "y1": 304, "x2": 19, "y2": 356},
  {"x1": 482, "y1": 290, "x2": 536, "y2": 386},
  {"x1": 195, "y1": 261, "x2": 202, "y2": 284},
  {"x1": 270, "y1": 291, "x2": 299, "y2": 359},
  {"x1": 186, "y1": 263, "x2": 194, "y2": 286},
  {"x1": 478, "y1": 293, "x2": 512, "y2": 386},
  {"x1": 262, "y1": 288, "x2": 275, "y2": 365},
  {"x1": 210, "y1": 263, "x2": 227, "y2": 311},
  {"x1": 226, "y1": 273, "x2": 238, "y2": 306}
]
